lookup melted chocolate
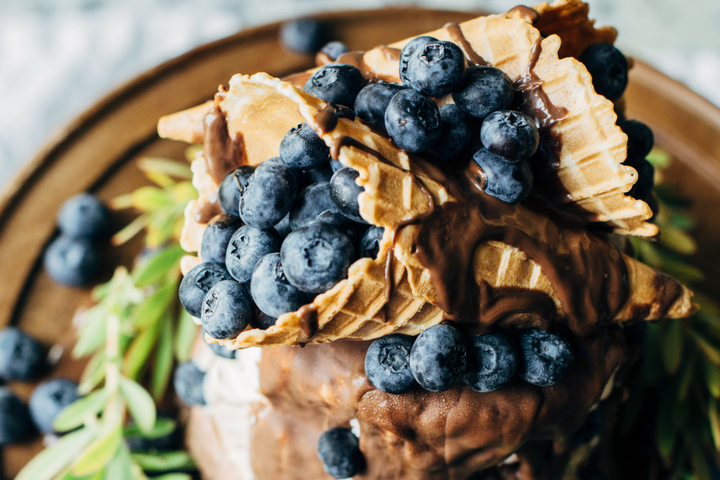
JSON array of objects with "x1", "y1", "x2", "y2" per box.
[
  {"x1": 514, "y1": 38, "x2": 569, "y2": 130},
  {"x1": 507, "y1": 5, "x2": 540, "y2": 24},
  {"x1": 445, "y1": 23, "x2": 489, "y2": 66},
  {"x1": 282, "y1": 71, "x2": 313, "y2": 89},
  {"x1": 297, "y1": 303, "x2": 318, "y2": 344},
  {"x1": 202, "y1": 89, "x2": 247, "y2": 184},
  {"x1": 315, "y1": 104, "x2": 355, "y2": 135}
]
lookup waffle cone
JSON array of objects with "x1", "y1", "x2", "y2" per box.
[{"x1": 158, "y1": 1, "x2": 695, "y2": 350}]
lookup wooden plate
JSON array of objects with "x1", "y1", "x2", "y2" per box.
[{"x1": 1, "y1": 7, "x2": 720, "y2": 478}]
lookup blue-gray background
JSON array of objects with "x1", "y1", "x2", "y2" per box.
[{"x1": 1, "y1": 0, "x2": 718, "y2": 188}]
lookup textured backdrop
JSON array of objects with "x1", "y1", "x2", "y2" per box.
[{"x1": 1, "y1": 0, "x2": 719, "y2": 188}]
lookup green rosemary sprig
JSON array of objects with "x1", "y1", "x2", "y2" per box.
[
  {"x1": 16, "y1": 151, "x2": 200, "y2": 480},
  {"x1": 621, "y1": 147, "x2": 720, "y2": 480}
]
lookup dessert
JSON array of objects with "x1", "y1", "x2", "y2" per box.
[{"x1": 157, "y1": 1, "x2": 697, "y2": 479}]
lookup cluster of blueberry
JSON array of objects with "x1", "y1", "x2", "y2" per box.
[
  {"x1": 364, "y1": 324, "x2": 574, "y2": 395},
  {"x1": 180, "y1": 125, "x2": 385, "y2": 341},
  {"x1": 0, "y1": 327, "x2": 81, "y2": 444},
  {"x1": 303, "y1": 34, "x2": 540, "y2": 204},
  {"x1": 43, "y1": 193, "x2": 109, "y2": 287}
]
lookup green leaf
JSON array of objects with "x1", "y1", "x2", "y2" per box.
[
  {"x1": 131, "y1": 186, "x2": 171, "y2": 211},
  {"x1": 72, "y1": 424, "x2": 123, "y2": 476},
  {"x1": 152, "y1": 318, "x2": 174, "y2": 401},
  {"x1": 105, "y1": 442, "x2": 133, "y2": 480},
  {"x1": 660, "y1": 260, "x2": 705, "y2": 285},
  {"x1": 688, "y1": 434, "x2": 712, "y2": 480},
  {"x1": 15, "y1": 426, "x2": 98, "y2": 480},
  {"x1": 79, "y1": 352, "x2": 106, "y2": 395},
  {"x1": 175, "y1": 309, "x2": 198, "y2": 363},
  {"x1": 709, "y1": 400, "x2": 720, "y2": 452},
  {"x1": 656, "y1": 388, "x2": 675, "y2": 462},
  {"x1": 706, "y1": 358, "x2": 720, "y2": 399},
  {"x1": 123, "y1": 321, "x2": 161, "y2": 380},
  {"x1": 54, "y1": 389, "x2": 108, "y2": 433},
  {"x1": 112, "y1": 214, "x2": 148, "y2": 247},
  {"x1": 692, "y1": 332, "x2": 720, "y2": 366},
  {"x1": 677, "y1": 354, "x2": 695, "y2": 402},
  {"x1": 133, "y1": 244, "x2": 185, "y2": 287},
  {"x1": 647, "y1": 147, "x2": 672, "y2": 169},
  {"x1": 184, "y1": 144, "x2": 202, "y2": 162},
  {"x1": 150, "y1": 474, "x2": 193, "y2": 480},
  {"x1": 134, "y1": 280, "x2": 177, "y2": 330},
  {"x1": 662, "y1": 319, "x2": 684, "y2": 375},
  {"x1": 659, "y1": 227, "x2": 697, "y2": 256},
  {"x1": 137, "y1": 158, "x2": 193, "y2": 180},
  {"x1": 119, "y1": 377, "x2": 157, "y2": 435},
  {"x1": 125, "y1": 417, "x2": 176, "y2": 440},
  {"x1": 635, "y1": 239, "x2": 663, "y2": 268},
  {"x1": 73, "y1": 310, "x2": 107, "y2": 358},
  {"x1": 131, "y1": 451, "x2": 195, "y2": 472}
]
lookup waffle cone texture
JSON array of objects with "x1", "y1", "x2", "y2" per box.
[{"x1": 159, "y1": 0, "x2": 696, "y2": 350}]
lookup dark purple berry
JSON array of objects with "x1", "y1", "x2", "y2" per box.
[
  {"x1": 452, "y1": 66, "x2": 514, "y2": 120},
  {"x1": 579, "y1": 43, "x2": 628, "y2": 101}
]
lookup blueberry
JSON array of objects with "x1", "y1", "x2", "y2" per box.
[
  {"x1": 304, "y1": 64, "x2": 365, "y2": 107},
  {"x1": 330, "y1": 167, "x2": 366, "y2": 223},
  {"x1": 354, "y1": 81, "x2": 405, "y2": 128},
  {"x1": 179, "y1": 262, "x2": 233, "y2": 318},
  {"x1": 280, "y1": 19, "x2": 327, "y2": 55},
  {"x1": 200, "y1": 215, "x2": 242, "y2": 264},
  {"x1": 280, "y1": 123, "x2": 331, "y2": 171},
  {"x1": 431, "y1": 104, "x2": 473, "y2": 165},
  {"x1": 452, "y1": 66, "x2": 514, "y2": 120},
  {"x1": 218, "y1": 166, "x2": 255, "y2": 217},
  {"x1": 409, "y1": 324, "x2": 467, "y2": 392},
  {"x1": 620, "y1": 120, "x2": 654, "y2": 159},
  {"x1": 463, "y1": 332, "x2": 517, "y2": 393},
  {"x1": 126, "y1": 414, "x2": 180, "y2": 452},
  {"x1": 203, "y1": 330, "x2": 236, "y2": 359},
  {"x1": 399, "y1": 36, "x2": 438, "y2": 85},
  {"x1": 321, "y1": 41, "x2": 350, "y2": 60},
  {"x1": 281, "y1": 222, "x2": 355, "y2": 294},
  {"x1": 401, "y1": 40, "x2": 465, "y2": 97},
  {"x1": 625, "y1": 157, "x2": 655, "y2": 199},
  {"x1": 517, "y1": 329, "x2": 574, "y2": 387},
  {"x1": 174, "y1": 361, "x2": 206, "y2": 407},
  {"x1": 314, "y1": 210, "x2": 365, "y2": 253},
  {"x1": 472, "y1": 148, "x2": 533, "y2": 204},
  {"x1": 359, "y1": 226, "x2": 385, "y2": 259},
  {"x1": 385, "y1": 89, "x2": 442, "y2": 153},
  {"x1": 57, "y1": 193, "x2": 109, "y2": 240},
  {"x1": 0, "y1": 388, "x2": 33, "y2": 445},
  {"x1": 579, "y1": 43, "x2": 628, "y2": 101},
  {"x1": 240, "y1": 160, "x2": 298, "y2": 229},
  {"x1": 480, "y1": 110, "x2": 539, "y2": 161},
  {"x1": 251, "y1": 253, "x2": 312, "y2": 318},
  {"x1": 365, "y1": 334, "x2": 417, "y2": 394},
  {"x1": 0, "y1": 327, "x2": 45, "y2": 381},
  {"x1": 201, "y1": 280, "x2": 252, "y2": 340},
  {"x1": 250, "y1": 306, "x2": 277, "y2": 330},
  {"x1": 274, "y1": 212, "x2": 292, "y2": 237},
  {"x1": 330, "y1": 158, "x2": 344, "y2": 173},
  {"x1": 317, "y1": 427, "x2": 365, "y2": 479},
  {"x1": 29, "y1": 378, "x2": 80, "y2": 434},
  {"x1": 44, "y1": 235, "x2": 102, "y2": 287},
  {"x1": 289, "y1": 182, "x2": 337, "y2": 231},
  {"x1": 225, "y1": 226, "x2": 281, "y2": 283},
  {"x1": 305, "y1": 165, "x2": 334, "y2": 184}
]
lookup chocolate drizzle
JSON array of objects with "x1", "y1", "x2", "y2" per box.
[
  {"x1": 315, "y1": 104, "x2": 355, "y2": 135},
  {"x1": 202, "y1": 89, "x2": 247, "y2": 184},
  {"x1": 444, "y1": 23, "x2": 489, "y2": 66},
  {"x1": 507, "y1": 5, "x2": 540, "y2": 24},
  {"x1": 515, "y1": 38, "x2": 569, "y2": 130},
  {"x1": 297, "y1": 304, "x2": 318, "y2": 344}
]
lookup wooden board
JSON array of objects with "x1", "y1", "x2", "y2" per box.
[{"x1": 1, "y1": 7, "x2": 720, "y2": 478}]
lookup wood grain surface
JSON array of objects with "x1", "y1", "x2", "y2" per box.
[{"x1": 1, "y1": 7, "x2": 720, "y2": 479}]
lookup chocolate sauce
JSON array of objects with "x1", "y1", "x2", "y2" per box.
[
  {"x1": 195, "y1": 192, "x2": 222, "y2": 224},
  {"x1": 653, "y1": 271, "x2": 683, "y2": 319},
  {"x1": 515, "y1": 38, "x2": 569, "y2": 130},
  {"x1": 507, "y1": 5, "x2": 540, "y2": 24},
  {"x1": 444, "y1": 23, "x2": 489, "y2": 66},
  {"x1": 297, "y1": 304, "x2": 318, "y2": 343},
  {"x1": 202, "y1": 89, "x2": 247, "y2": 184},
  {"x1": 314, "y1": 104, "x2": 355, "y2": 135},
  {"x1": 282, "y1": 71, "x2": 313, "y2": 89}
]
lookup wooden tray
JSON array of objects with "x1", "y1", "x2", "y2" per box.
[{"x1": 2, "y1": 7, "x2": 720, "y2": 478}]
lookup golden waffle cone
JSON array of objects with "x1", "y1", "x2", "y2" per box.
[
  {"x1": 196, "y1": 73, "x2": 691, "y2": 350},
  {"x1": 158, "y1": 2, "x2": 695, "y2": 350}
]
